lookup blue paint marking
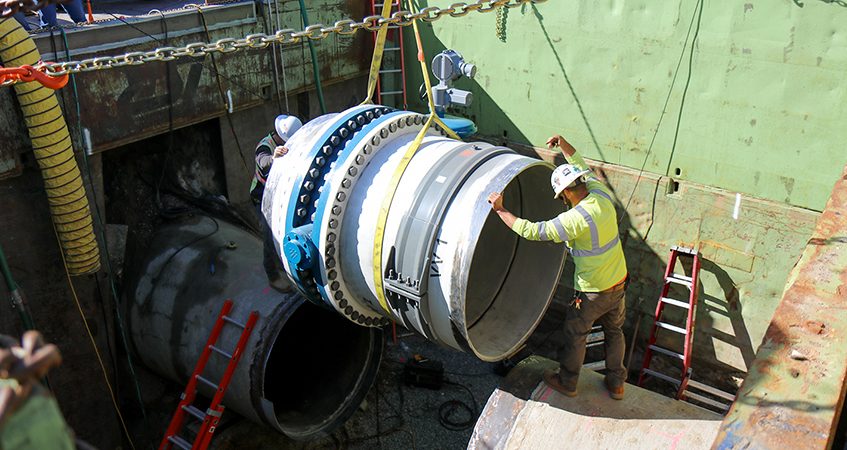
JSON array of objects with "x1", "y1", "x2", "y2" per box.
[
  {"x1": 281, "y1": 106, "x2": 388, "y2": 303},
  {"x1": 309, "y1": 110, "x2": 407, "y2": 306}
]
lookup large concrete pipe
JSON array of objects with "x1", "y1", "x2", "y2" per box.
[
  {"x1": 126, "y1": 216, "x2": 383, "y2": 440},
  {"x1": 263, "y1": 105, "x2": 567, "y2": 362}
]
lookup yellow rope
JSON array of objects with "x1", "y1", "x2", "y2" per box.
[
  {"x1": 361, "y1": 0, "x2": 395, "y2": 105},
  {"x1": 371, "y1": 0, "x2": 463, "y2": 314},
  {"x1": 51, "y1": 223, "x2": 136, "y2": 450}
]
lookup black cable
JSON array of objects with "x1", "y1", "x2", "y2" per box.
[
  {"x1": 619, "y1": 0, "x2": 704, "y2": 222},
  {"x1": 437, "y1": 380, "x2": 479, "y2": 431}
]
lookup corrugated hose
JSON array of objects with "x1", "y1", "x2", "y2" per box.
[{"x1": 0, "y1": 18, "x2": 100, "y2": 275}]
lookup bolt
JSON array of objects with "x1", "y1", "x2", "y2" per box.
[
  {"x1": 345, "y1": 306, "x2": 353, "y2": 314},
  {"x1": 348, "y1": 120, "x2": 357, "y2": 130},
  {"x1": 328, "y1": 269, "x2": 337, "y2": 280},
  {"x1": 363, "y1": 145, "x2": 372, "y2": 155},
  {"x1": 323, "y1": 145, "x2": 333, "y2": 155},
  {"x1": 334, "y1": 291, "x2": 343, "y2": 300},
  {"x1": 331, "y1": 281, "x2": 340, "y2": 290},
  {"x1": 352, "y1": 311, "x2": 360, "y2": 320},
  {"x1": 371, "y1": 136, "x2": 380, "y2": 146},
  {"x1": 327, "y1": 258, "x2": 336, "y2": 268},
  {"x1": 304, "y1": 181, "x2": 314, "y2": 191},
  {"x1": 339, "y1": 128, "x2": 349, "y2": 138},
  {"x1": 355, "y1": 155, "x2": 365, "y2": 165},
  {"x1": 309, "y1": 168, "x2": 320, "y2": 178},
  {"x1": 329, "y1": 219, "x2": 338, "y2": 229},
  {"x1": 380, "y1": 128, "x2": 389, "y2": 139},
  {"x1": 326, "y1": 245, "x2": 335, "y2": 255},
  {"x1": 330, "y1": 136, "x2": 341, "y2": 146},
  {"x1": 341, "y1": 178, "x2": 351, "y2": 188},
  {"x1": 357, "y1": 115, "x2": 366, "y2": 125},
  {"x1": 315, "y1": 156, "x2": 326, "y2": 167},
  {"x1": 365, "y1": 318, "x2": 373, "y2": 326},
  {"x1": 375, "y1": 109, "x2": 383, "y2": 117},
  {"x1": 405, "y1": 116, "x2": 413, "y2": 126},
  {"x1": 389, "y1": 123, "x2": 397, "y2": 132},
  {"x1": 331, "y1": 205, "x2": 341, "y2": 215},
  {"x1": 348, "y1": 167, "x2": 358, "y2": 176},
  {"x1": 339, "y1": 298, "x2": 348, "y2": 308},
  {"x1": 299, "y1": 194, "x2": 310, "y2": 204},
  {"x1": 336, "y1": 192, "x2": 346, "y2": 202},
  {"x1": 297, "y1": 208, "x2": 307, "y2": 217},
  {"x1": 327, "y1": 232, "x2": 336, "y2": 243},
  {"x1": 397, "y1": 118, "x2": 406, "y2": 129}
]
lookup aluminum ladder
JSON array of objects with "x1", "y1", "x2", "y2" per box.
[
  {"x1": 636, "y1": 246, "x2": 735, "y2": 412},
  {"x1": 370, "y1": 0, "x2": 407, "y2": 109},
  {"x1": 159, "y1": 300, "x2": 258, "y2": 450}
]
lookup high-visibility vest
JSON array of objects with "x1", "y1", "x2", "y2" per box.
[{"x1": 510, "y1": 152, "x2": 627, "y2": 292}]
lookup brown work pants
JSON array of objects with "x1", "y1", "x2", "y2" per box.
[{"x1": 557, "y1": 289, "x2": 627, "y2": 391}]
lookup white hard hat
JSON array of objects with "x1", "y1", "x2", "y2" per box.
[
  {"x1": 274, "y1": 115, "x2": 303, "y2": 142},
  {"x1": 551, "y1": 164, "x2": 591, "y2": 198}
]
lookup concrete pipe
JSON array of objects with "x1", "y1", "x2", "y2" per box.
[
  {"x1": 126, "y1": 216, "x2": 383, "y2": 440},
  {"x1": 263, "y1": 105, "x2": 567, "y2": 362}
]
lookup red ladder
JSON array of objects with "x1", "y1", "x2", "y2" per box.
[
  {"x1": 637, "y1": 246, "x2": 700, "y2": 397},
  {"x1": 370, "y1": 0, "x2": 408, "y2": 109},
  {"x1": 160, "y1": 300, "x2": 259, "y2": 450}
]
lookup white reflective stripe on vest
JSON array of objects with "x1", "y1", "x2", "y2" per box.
[
  {"x1": 537, "y1": 222, "x2": 549, "y2": 241},
  {"x1": 549, "y1": 218, "x2": 569, "y2": 242},
  {"x1": 590, "y1": 189, "x2": 612, "y2": 202},
  {"x1": 571, "y1": 204, "x2": 619, "y2": 257}
]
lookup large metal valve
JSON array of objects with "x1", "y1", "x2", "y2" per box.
[{"x1": 263, "y1": 105, "x2": 567, "y2": 361}]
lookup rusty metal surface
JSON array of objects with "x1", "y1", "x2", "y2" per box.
[{"x1": 713, "y1": 165, "x2": 847, "y2": 450}]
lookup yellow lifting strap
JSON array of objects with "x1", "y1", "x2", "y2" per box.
[
  {"x1": 361, "y1": 0, "x2": 394, "y2": 105},
  {"x1": 371, "y1": 0, "x2": 461, "y2": 314}
]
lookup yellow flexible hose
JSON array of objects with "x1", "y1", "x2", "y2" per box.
[{"x1": 0, "y1": 18, "x2": 100, "y2": 275}]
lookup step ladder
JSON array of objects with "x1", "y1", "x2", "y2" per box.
[
  {"x1": 583, "y1": 324, "x2": 606, "y2": 371},
  {"x1": 370, "y1": 0, "x2": 407, "y2": 109},
  {"x1": 160, "y1": 300, "x2": 259, "y2": 450},
  {"x1": 636, "y1": 246, "x2": 735, "y2": 412}
]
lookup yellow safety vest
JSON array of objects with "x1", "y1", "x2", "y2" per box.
[{"x1": 511, "y1": 152, "x2": 627, "y2": 292}]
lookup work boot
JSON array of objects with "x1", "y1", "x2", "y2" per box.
[
  {"x1": 604, "y1": 376, "x2": 624, "y2": 400},
  {"x1": 543, "y1": 369, "x2": 577, "y2": 397},
  {"x1": 267, "y1": 272, "x2": 293, "y2": 294}
]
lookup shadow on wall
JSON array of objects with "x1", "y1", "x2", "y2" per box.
[{"x1": 408, "y1": 2, "x2": 757, "y2": 395}]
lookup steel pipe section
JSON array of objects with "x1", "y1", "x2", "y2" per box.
[
  {"x1": 126, "y1": 217, "x2": 383, "y2": 440},
  {"x1": 263, "y1": 106, "x2": 567, "y2": 361}
]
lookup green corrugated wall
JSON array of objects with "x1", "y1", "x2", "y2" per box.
[{"x1": 408, "y1": 0, "x2": 847, "y2": 211}]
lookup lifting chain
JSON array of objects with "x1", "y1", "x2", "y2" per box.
[
  {"x1": 0, "y1": 0, "x2": 547, "y2": 87},
  {"x1": 495, "y1": 4, "x2": 508, "y2": 42}
]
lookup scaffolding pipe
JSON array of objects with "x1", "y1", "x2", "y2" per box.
[
  {"x1": 126, "y1": 216, "x2": 383, "y2": 440},
  {"x1": 263, "y1": 105, "x2": 567, "y2": 362}
]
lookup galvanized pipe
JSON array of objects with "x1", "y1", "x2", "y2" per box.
[
  {"x1": 263, "y1": 105, "x2": 567, "y2": 361},
  {"x1": 126, "y1": 216, "x2": 383, "y2": 440}
]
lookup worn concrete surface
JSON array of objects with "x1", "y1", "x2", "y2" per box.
[{"x1": 470, "y1": 356, "x2": 721, "y2": 450}]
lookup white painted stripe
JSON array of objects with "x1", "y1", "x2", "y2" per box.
[{"x1": 732, "y1": 193, "x2": 741, "y2": 220}]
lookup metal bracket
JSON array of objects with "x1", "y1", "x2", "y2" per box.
[{"x1": 385, "y1": 144, "x2": 511, "y2": 302}]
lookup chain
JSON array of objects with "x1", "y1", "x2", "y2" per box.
[
  {"x1": 495, "y1": 4, "x2": 508, "y2": 42},
  {"x1": 1, "y1": 0, "x2": 546, "y2": 86}
]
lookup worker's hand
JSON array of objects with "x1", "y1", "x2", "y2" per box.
[
  {"x1": 488, "y1": 192, "x2": 505, "y2": 212},
  {"x1": 546, "y1": 135, "x2": 576, "y2": 156},
  {"x1": 273, "y1": 146, "x2": 288, "y2": 158}
]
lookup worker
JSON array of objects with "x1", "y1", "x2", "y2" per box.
[
  {"x1": 251, "y1": 114, "x2": 302, "y2": 293},
  {"x1": 487, "y1": 134, "x2": 628, "y2": 400},
  {"x1": 37, "y1": 0, "x2": 86, "y2": 28}
]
